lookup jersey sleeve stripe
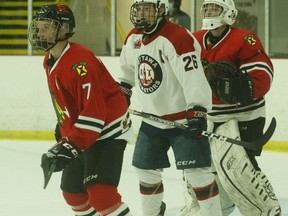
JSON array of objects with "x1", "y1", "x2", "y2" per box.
[
  {"x1": 75, "y1": 115, "x2": 105, "y2": 133},
  {"x1": 75, "y1": 123, "x2": 102, "y2": 133},
  {"x1": 99, "y1": 112, "x2": 132, "y2": 140},
  {"x1": 240, "y1": 62, "x2": 273, "y2": 80},
  {"x1": 78, "y1": 115, "x2": 105, "y2": 124}
]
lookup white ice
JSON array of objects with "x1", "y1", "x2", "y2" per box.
[{"x1": 0, "y1": 140, "x2": 287, "y2": 216}]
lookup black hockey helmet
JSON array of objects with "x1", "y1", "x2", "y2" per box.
[
  {"x1": 28, "y1": 4, "x2": 75, "y2": 51},
  {"x1": 36, "y1": 4, "x2": 75, "y2": 39}
]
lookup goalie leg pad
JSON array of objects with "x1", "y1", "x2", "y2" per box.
[{"x1": 210, "y1": 119, "x2": 281, "y2": 216}]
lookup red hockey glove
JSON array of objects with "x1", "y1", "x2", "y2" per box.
[{"x1": 183, "y1": 107, "x2": 207, "y2": 138}]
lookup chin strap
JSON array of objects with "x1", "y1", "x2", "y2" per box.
[{"x1": 143, "y1": 17, "x2": 165, "y2": 35}]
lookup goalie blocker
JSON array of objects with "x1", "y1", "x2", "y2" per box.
[{"x1": 207, "y1": 60, "x2": 254, "y2": 105}]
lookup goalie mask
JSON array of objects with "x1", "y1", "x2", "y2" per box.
[
  {"x1": 130, "y1": 0, "x2": 168, "y2": 33},
  {"x1": 28, "y1": 4, "x2": 75, "y2": 51},
  {"x1": 201, "y1": 0, "x2": 238, "y2": 30}
]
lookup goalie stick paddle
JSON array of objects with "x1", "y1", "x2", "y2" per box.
[
  {"x1": 129, "y1": 109, "x2": 276, "y2": 150},
  {"x1": 41, "y1": 155, "x2": 57, "y2": 189}
]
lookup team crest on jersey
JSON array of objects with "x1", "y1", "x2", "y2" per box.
[
  {"x1": 133, "y1": 39, "x2": 141, "y2": 49},
  {"x1": 72, "y1": 62, "x2": 88, "y2": 76},
  {"x1": 137, "y1": 54, "x2": 163, "y2": 94},
  {"x1": 244, "y1": 34, "x2": 257, "y2": 46}
]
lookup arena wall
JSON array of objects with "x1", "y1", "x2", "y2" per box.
[{"x1": 0, "y1": 56, "x2": 287, "y2": 151}]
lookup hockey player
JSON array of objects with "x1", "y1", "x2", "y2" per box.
[
  {"x1": 119, "y1": 0, "x2": 223, "y2": 215},
  {"x1": 178, "y1": 0, "x2": 282, "y2": 215},
  {"x1": 28, "y1": 4, "x2": 134, "y2": 216}
]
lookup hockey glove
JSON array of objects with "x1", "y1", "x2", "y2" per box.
[
  {"x1": 183, "y1": 107, "x2": 207, "y2": 138},
  {"x1": 217, "y1": 73, "x2": 254, "y2": 105},
  {"x1": 41, "y1": 138, "x2": 80, "y2": 173},
  {"x1": 207, "y1": 60, "x2": 254, "y2": 105},
  {"x1": 119, "y1": 82, "x2": 132, "y2": 106}
]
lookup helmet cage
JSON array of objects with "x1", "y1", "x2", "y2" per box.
[
  {"x1": 130, "y1": 0, "x2": 168, "y2": 32},
  {"x1": 28, "y1": 4, "x2": 75, "y2": 51},
  {"x1": 201, "y1": 0, "x2": 238, "y2": 30},
  {"x1": 28, "y1": 18, "x2": 62, "y2": 51},
  {"x1": 130, "y1": 2, "x2": 158, "y2": 31}
]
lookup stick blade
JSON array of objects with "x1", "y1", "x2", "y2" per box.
[
  {"x1": 253, "y1": 117, "x2": 277, "y2": 149},
  {"x1": 41, "y1": 155, "x2": 56, "y2": 189}
]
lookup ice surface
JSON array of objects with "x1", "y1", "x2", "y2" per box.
[{"x1": 0, "y1": 140, "x2": 287, "y2": 216}]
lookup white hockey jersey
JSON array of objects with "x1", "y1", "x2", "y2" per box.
[{"x1": 119, "y1": 21, "x2": 212, "y2": 129}]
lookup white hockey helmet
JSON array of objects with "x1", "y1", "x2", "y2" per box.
[
  {"x1": 130, "y1": 0, "x2": 169, "y2": 33},
  {"x1": 201, "y1": 0, "x2": 238, "y2": 30}
]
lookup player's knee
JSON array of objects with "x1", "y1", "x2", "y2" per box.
[
  {"x1": 63, "y1": 192, "x2": 96, "y2": 215},
  {"x1": 135, "y1": 168, "x2": 162, "y2": 184},
  {"x1": 184, "y1": 168, "x2": 215, "y2": 187},
  {"x1": 86, "y1": 183, "x2": 121, "y2": 212}
]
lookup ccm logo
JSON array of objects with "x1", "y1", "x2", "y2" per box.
[
  {"x1": 202, "y1": 131, "x2": 227, "y2": 142},
  {"x1": 177, "y1": 160, "x2": 196, "y2": 166},
  {"x1": 83, "y1": 174, "x2": 98, "y2": 184}
]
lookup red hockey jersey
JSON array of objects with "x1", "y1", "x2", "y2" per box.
[
  {"x1": 43, "y1": 42, "x2": 132, "y2": 149},
  {"x1": 193, "y1": 28, "x2": 274, "y2": 122}
]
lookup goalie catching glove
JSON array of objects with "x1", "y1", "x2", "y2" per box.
[{"x1": 207, "y1": 60, "x2": 254, "y2": 105}]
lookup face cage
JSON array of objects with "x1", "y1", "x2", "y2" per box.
[
  {"x1": 201, "y1": 3, "x2": 224, "y2": 19},
  {"x1": 130, "y1": 2, "x2": 158, "y2": 31},
  {"x1": 28, "y1": 18, "x2": 61, "y2": 51}
]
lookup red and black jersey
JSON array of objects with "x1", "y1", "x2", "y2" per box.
[
  {"x1": 193, "y1": 28, "x2": 274, "y2": 122},
  {"x1": 43, "y1": 41, "x2": 132, "y2": 150}
]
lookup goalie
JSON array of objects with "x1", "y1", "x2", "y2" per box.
[{"x1": 178, "y1": 0, "x2": 282, "y2": 216}]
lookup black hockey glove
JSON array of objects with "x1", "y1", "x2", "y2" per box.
[
  {"x1": 41, "y1": 138, "x2": 80, "y2": 173},
  {"x1": 183, "y1": 107, "x2": 207, "y2": 138},
  {"x1": 217, "y1": 73, "x2": 254, "y2": 105},
  {"x1": 54, "y1": 123, "x2": 61, "y2": 142},
  {"x1": 207, "y1": 60, "x2": 254, "y2": 105},
  {"x1": 119, "y1": 82, "x2": 132, "y2": 106}
]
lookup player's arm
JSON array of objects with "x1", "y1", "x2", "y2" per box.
[
  {"x1": 55, "y1": 57, "x2": 108, "y2": 150},
  {"x1": 118, "y1": 33, "x2": 141, "y2": 107},
  {"x1": 170, "y1": 35, "x2": 211, "y2": 138},
  {"x1": 238, "y1": 32, "x2": 274, "y2": 99}
]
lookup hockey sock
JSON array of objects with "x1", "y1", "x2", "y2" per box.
[
  {"x1": 140, "y1": 181, "x2": 164, "y2": 216},
  {"x1": 185, "y1": 171, "x2": 222, "y2": 216},
  {"x1": 193, "y1": 180, "x2": 219, "y2": 201},
  {"x1": 62, "y1": 191, "x2": 99, "y2": 216},
  {"x1": 87, "y1": 183, "x2": 122, "y2": 212}
]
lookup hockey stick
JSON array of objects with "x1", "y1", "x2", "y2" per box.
[
  {"x1": 41, "y1": 155, "x2": 57, "y2": 189},
  {"x1": 129, "y1": 109, "x2": 276, "y2": 150}
]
